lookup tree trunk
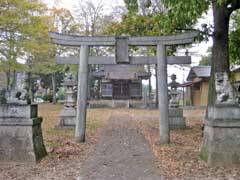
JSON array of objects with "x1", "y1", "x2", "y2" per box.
[
  {"x1": 52, "y1": 73, "x2": 57, "y2": 104},
  {"x1": 31, "y1": 88, "x2": 34, "y2": 103},
  {"x1": 26, "y1": 72, "x2": 32, "y2": 104},
  {"x1": 6, "y1": 70, "x2": 10, "y2": 90},
  {"x1": 208, "y1": 2, "x2": 231, "y2": 106},
  {"x1": 12, "y1": 70, "x2": 16, "y2": 89}
]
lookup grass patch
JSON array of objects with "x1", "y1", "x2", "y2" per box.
[
  {"x1": 45, "y1": 140, "x2": 62, "y2": 148},
  {"x1": 86, "y1": 119, "x2": 100, "y2": 131},
  {"x1": 46, "y1": 127, "x2": 73, "y2": 138}
]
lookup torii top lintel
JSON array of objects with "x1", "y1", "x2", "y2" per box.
[{"x1": 48, "y1": 31, "x2": 198, "y2": 46}]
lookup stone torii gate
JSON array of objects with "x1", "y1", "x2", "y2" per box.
[{"x1": 49, "y1": 32, "x2": 198, "y2": 143}]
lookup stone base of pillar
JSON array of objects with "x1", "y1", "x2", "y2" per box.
[
  {"x1": 0, "y1": 104, "x2": 47, "y2": 163},
  {"x1": 169, "y1": 108, "x2": 186, "y2": 129},
  {"x1": 200, "y1": 104, "x2": 240, "y2": 165},
  {"x1": 57, "y1": 107, "x2": 76, "y2": 128}
]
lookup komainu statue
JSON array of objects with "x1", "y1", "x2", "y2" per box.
[{"x1": 215, "y1": 72, "x2": 236, "y2": 104}]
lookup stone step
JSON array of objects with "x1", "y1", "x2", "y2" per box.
[{"x1": 112, "y1": 100, "x2": 130, "y2": 108}]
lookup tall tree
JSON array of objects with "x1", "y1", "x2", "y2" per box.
[
  {"x1": 74, "y1": 0, "x2": 105, "y2": 36},
  {"x1": 161, "y1": 0, "x2": 240, "y2": 103},
  {"x1": 0, "y1": 0, "x2": 50, "y2": 90},
  {"x1": 208, "y1": 1, "x2": 240, "y2": 105}
]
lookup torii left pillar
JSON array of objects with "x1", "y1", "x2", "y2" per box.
[
  {"x1": 157, "y1": 44, "x2": 169, "y2": 144},
  {"x1": 75, "y1": 45, "x2": 89, "y2": 142}
]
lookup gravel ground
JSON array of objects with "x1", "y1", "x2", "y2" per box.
[{"x1": 78, "y1": 111, "x2": 163, "y2": 180}]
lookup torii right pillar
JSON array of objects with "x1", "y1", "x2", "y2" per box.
[{"x1": 157, "y1": 44, "x2": 169, "y2": 144}]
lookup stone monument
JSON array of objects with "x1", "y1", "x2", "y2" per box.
[
  {"x1": 56, "y1": 74, "x2": 77, "y2": 128},
  {"x1": 168, "y1": 74, "x2": 186, "y2": 129},
  {"x1": 0, "y1": 72, "x2": 47, "y2": 163},
  {"x1": 200, "y1": 72, "x2": 240, "y2": 165},
  {"x1": 6, "y1": 71, "x2": 28, "y2": 104}
]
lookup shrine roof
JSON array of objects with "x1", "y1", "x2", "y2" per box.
[
  {"x1": 92, "y1": 65, "x2": 150, "y2": 80},
  {"x1": 186, "y1": 66, "x2": 211, "y2": 81}
]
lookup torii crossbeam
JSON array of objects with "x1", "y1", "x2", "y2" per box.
[{"x1": 49, "y1": 31, "x2": 198, "y2": 143}]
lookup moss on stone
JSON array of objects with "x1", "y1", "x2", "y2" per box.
[
  {"x1": 32, "y1": 119, "x2": 47, "y2": 161},
  {"x1": 199, "y1": 148, "x2": 209, "y2": 162},
  {"x1": 33, "y1": 134, "x2": 47, "y2": 161},
  {"x1": 32, "y1": 117, "x2": 42, "y2": 125},
  {"x1": 232, "y1": 153, "x2": 240, "y2": 164},
  {"x1": 200, "y1": 150, "x2": 240, "y2": 166}
]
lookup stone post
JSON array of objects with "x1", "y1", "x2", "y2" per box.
[
  {"x1": 157, "y1": 44, "x2": 169, "y2": 144},
  {"x1": 75, "y1": 45, "x2": 89, "y2": 143}
]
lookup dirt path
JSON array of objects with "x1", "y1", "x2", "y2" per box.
[{"x1": 78, "y1": 112, "x2": 163, "y2": 180}]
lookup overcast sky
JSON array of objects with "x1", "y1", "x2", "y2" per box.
[{"x1": 45, "y1": 0, "x2": 124, "y2": 11}]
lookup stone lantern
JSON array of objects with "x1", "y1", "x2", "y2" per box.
[
  {"x1": 168, "y1": 74, "x2": 180, "y2": 107},
  {"x1": 168, "y1": 74, "x2": 186, "y2": 129},
  {"x1": 57, "y1": 74, "x2": 77, "y2": 128}
]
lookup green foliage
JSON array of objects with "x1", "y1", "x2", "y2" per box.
[
  {"x1": 199, "y1": 56, "x2": 211, "y2": 66},
  {"x1": 105, "y1": 0, "x2": 208, "y2": 39},
  {"x1": 0, "y1": 0, "x2": 53, "y2": 89},
  {"x1": 103, "y1": 0, "x2": 209, "y2": 58},
  {"x1": 56, "y1": 87, "x2": 66, "y2": 101},
  {"x1": 43, "y1": 94, "x2": 53, "y2": 102},
  {"x1": 0, "y1": 0, "x2": 50, "y2": 61},
  {"x1": 161, "y1": 0, "x2": 209, "y2": 23},
  {"x1": 199, "y1": 47, "x2": 212, "y2": 66},
  {"x1": 39, "y1": 72, "x2": 64, "y2": 90},
  {"x1": 124, "y1": 0, "x2": 138, "y2": 13},
  {"x1": 230, "y1": 10, "x2": 240, "y2": 64},
  {"x1": 105, "y1": 14, "x2": 159, "y2": 36}
]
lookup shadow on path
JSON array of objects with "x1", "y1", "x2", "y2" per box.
[{"x1": 79, "y1": 112, "x2": 163, "y2": 180}]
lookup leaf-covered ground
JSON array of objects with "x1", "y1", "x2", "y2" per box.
[
  {"x1": 131, "y1": 109, "x2": 240, "y2": 180},
  {"x1": 0, "y1": 104, "x2": 240, "y2": 180},
  {"x1": 0, "y1": 103, "x2": 112, "y2": 180}
]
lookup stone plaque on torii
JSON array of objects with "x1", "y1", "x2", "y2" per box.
[{"x1": 49, "y1": 31, "x2": 198, "y2": 143}]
